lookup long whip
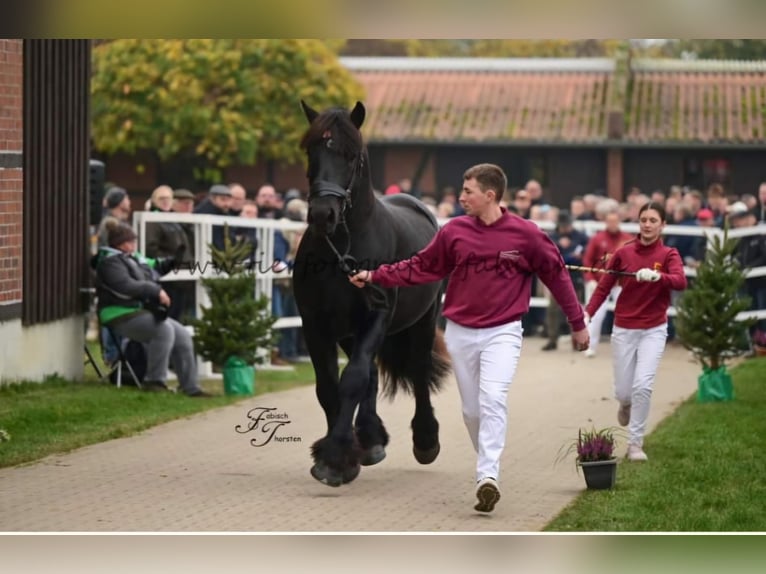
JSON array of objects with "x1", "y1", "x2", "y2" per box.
[{"x1": 565, "y1": 264, "x2": 636, "y2": 277}]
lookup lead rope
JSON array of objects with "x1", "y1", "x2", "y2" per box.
[{"x1": 323, "y1": 219, "x2": 389, "y2": 311}]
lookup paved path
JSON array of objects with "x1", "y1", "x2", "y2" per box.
[{"x1": 0, "y1": 341, "x2": 700, "y2": 532}]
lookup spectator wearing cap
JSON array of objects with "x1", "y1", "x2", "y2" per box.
[
  {"x1": 193, "y1": 183, "x2": 234, "y2": 250},
  {"x1": 92, "y1": 219, "x2": 212, "y2": 398},
  {"x1": 172, "y1": 188, "x2": 196, "y2": 214},
  {"x1": 97, "y1": 186, "x2": 132, "y2": 248},
  {"x1": 726, "y1": 201, "x2": 750, "y2": 227}
]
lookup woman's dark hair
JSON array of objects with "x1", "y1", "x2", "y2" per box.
[{"x1": 638, "y1": 201, "x2": 666, "y2": 222}]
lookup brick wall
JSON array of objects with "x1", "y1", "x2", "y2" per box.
[{"x1": 0, "y1": 39, "x2": 23, "y2": 308}]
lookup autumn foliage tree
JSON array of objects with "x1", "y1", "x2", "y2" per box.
[{"x1": 91, "y1": 39, "x2": 364, "y2": 187}]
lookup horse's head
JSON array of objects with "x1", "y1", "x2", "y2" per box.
[{"x1": 300, "y1": 100, "x2": 366, "y2": 236}]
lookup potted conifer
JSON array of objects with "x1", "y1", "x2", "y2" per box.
[
  {"x1": 675, "y1": 225, "x2": 756, "y2": 402},
  {"x1": 190, "y1": 224, "x2": 277, "y2": 396}
]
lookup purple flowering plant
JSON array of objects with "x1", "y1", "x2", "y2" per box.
[
  {"x1": 575, "y1": 427, "x2": 616, "y2": 462},
  {"x1": 556, "y1": 426, "x2": 622, "y2": 468}
]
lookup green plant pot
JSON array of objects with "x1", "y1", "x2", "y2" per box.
[
  {"x1": 578, "y1": 458, "x2": 617, "y2": 490},
  {"x1": 697, "y1": 366, "x2": 733, "y2": 403},
  {"x1": 222, "y1": 356, "x2": 255, "y2": 396}
]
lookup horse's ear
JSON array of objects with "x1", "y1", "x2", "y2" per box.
[
  {"x1": 349, "y1": 101, "x2": 365, "y2": 129},
  {"x1": 301, "y1": 100, "x2": 319, "y2": 124}
]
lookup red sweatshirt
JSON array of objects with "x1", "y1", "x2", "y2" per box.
[
  {"x1": 370, "y1": 209, "x2": 586, "y2": 331},
  {"x1": 582, "y1": 229, "x2": 633, "y2": 282},
  {"x1": 585, "y1": 236, "x2": 687, "y2": 329}
]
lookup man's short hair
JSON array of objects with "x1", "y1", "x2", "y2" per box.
[{"x1": 463, "y1": 163, "x2": 507, "y2": 200}]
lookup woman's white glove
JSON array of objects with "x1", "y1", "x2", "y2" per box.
[{"x1": 635, "y1": 268, "x2": 661, "y2": 282}]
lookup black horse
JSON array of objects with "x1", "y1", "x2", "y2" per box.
[{"x1": 293, "y1": 100, "x2": 451, "y2": 487}]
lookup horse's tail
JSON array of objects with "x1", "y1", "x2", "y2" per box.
[{"x1": 377, "y1": 325, "x2": 452, "y2": 399}]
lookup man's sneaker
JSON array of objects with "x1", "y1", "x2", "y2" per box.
[
  {"x1": 617, "y1": 403, "x2": 631, "y2": 426},
  {"x1": 474, "y1": 477, "x2": 501, "y2": 513},
  {"x1": 626, "y1": 444, "x2": 648, "y2": 462},
  {"x1": 583, "y1": 348, "x2": 596, "y2": 358}
]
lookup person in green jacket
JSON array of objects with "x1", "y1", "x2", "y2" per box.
[{"x1": 93, "y1": 219, "x2": 212, "y2": 397}]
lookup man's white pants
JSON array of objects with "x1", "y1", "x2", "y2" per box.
[
  {"x1": 586, "y1": 282, "x2": 622, "y2": 354},
  {"x1": 610, "y1": 323, "x2": 667, "y2": 447},
  {"x1": 444, "y1": 319, "x2": 523, "y2": 483}
]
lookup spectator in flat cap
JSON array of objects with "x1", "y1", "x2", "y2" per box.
[
  {"x1": 172, "y1": 188, "x2": 196, "y2": 214},
  {"x1": 193, "y1": 183, "x2": 235, "y2": 250}
]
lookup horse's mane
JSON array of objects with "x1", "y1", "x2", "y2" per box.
[{"x1": 300, "y1": 108, "x2": 364, "y2": 160}]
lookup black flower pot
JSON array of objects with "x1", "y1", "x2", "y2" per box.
[{"x1": 578, "y1": 458, "x2": 617, "y2": 490}]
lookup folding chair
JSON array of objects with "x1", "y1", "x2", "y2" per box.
[
  {"x1": 81, "y1": 286, "x2": 143, "y2": 389},
  {"x1": 100, "y1": 324, "x2": 143, "y2": 389}
]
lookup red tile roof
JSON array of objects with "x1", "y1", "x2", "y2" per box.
[
  {"x1": 625, "y1": 59, "x2": 766, "y2": 144},
  {"x1": 345, "y1": 58, "x2": 615, "y2": 144},
  {"x1": 344, "y1": 57, "x2": 766, "y2": 146}
]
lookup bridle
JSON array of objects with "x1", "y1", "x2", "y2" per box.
[
  {"x1": 306, "y1": 136, "x2": 387, "y2": 310},
  {"x1": 307, "y1": 138, "x2": 364, "y2": 224},
  {"x1": 306, "y1": 135, "x2": 364, "y2": 274}
]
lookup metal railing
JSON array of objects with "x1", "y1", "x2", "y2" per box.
[{"x1": 133, "y1": 211, "x2": 766, "y2": 374}]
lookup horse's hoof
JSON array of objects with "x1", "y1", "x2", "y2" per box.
[
  {"x1": 342, "y1": 463, "x2": 361, "y2": 484},
  {"x1": 413, "y1": 442, "x2": 440, "y2": 464},
  {"x1": 310, "y1": 463, "x2": 343, "y2": 487},
  {"x1": 360, "y1": 444, "x2": 386, "y2": 466}
]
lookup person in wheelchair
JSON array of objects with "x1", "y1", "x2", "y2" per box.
[{"x1": 92, "y1": 219, "x2": 212, "y2": 397}]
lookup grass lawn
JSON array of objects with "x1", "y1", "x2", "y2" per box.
[
  {"x1": 544, "y1": 356, "x2": 766, "y2": 532},
  {"x1": 0, "y1": 342, "x2": 317, "y2": 469}
]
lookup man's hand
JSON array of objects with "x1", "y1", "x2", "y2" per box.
[
  {"x1": 158, "y1": 289, "x2": 171, "y2": 307},
  {"x1": 349, "y1": 269, "x2": 372, "y2": 288},
  {"x1": 635, "y1": 268, "x2": 661, "y2": 282},
  {"x1": 571, "y1": 328, "x2": 590, "y2": 352}
]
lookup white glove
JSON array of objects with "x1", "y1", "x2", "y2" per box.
[{"x1": 635, "y1": 268, "x2": 661, "y2": 282}]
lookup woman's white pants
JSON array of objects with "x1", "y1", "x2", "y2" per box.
[
  {"x1": 610, "y1": 323, "x2": 668, "y2": 447},
  {"x1": 444, "y1": 319, "x2": 523, "y2": 483}
]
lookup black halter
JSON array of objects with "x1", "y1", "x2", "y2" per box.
[
  {"x1": 307, "y1": 152, "x2": 364, "y2": 219},
  {"x1": 306, "y1": 151, "x2": 387, "y2": 311}
]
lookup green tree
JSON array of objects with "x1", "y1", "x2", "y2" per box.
[
  {"x1": 91, "y1": 39, "x2": 364, "y2": 187},
  {"x1": 190, "y1": 224, "x2": 277, "y2": 367},
  {"x1": 675, "y1": 228, "x2": 756, "y2": 370}
]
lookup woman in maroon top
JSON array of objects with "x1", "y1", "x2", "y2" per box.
[
  {"x1": 350, "y1": 163, "x2": 589, "y2": 513},
  {"x1": 585, "y1": 202, "x2": 687, "y2": 461}
]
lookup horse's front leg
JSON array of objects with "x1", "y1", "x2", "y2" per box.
[
  {"x1": 302, "y1": 322, "x2": 348, "y2": 486},
  {"x1": 312, "y1": 311, "x2": 387, "y2": 487},
  {"x1": 339, "y1": 337, "x2": 389, "y2": 467}
]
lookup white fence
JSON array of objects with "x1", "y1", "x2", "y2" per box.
[{"x1": 134, "y1": 211, "x2": 766, "y2": 374}]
